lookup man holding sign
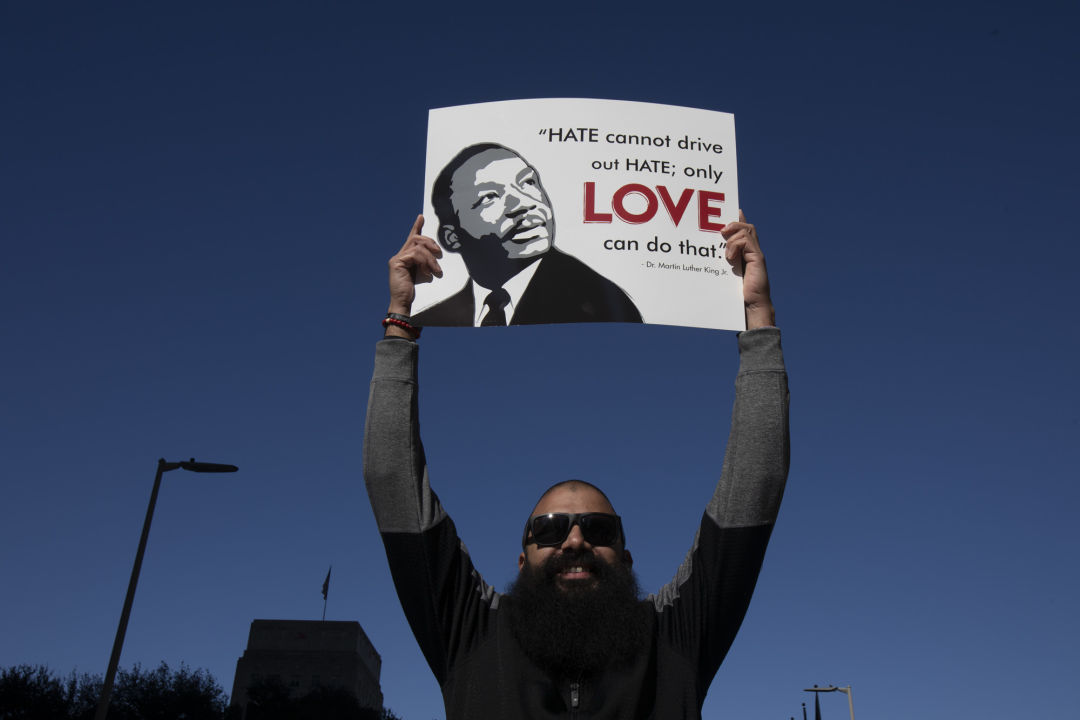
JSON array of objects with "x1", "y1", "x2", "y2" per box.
[{"x1": 363, "y1": 212, "x2": 787, "y2": 719}]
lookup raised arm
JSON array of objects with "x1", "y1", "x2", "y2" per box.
[
  {"x1": 363, "y1": 217, "x2": 497, "y2": 684},
  {"x1": 651, "y1": 213, "x2": 789, "y2": 695},
  {"x1": 364, "y1": 215, "x2": 445, "y2": 542}
]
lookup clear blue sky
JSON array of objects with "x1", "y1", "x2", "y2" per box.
[{"x1": 3, "y1": 3, "x2": 1078, "y2": 719}]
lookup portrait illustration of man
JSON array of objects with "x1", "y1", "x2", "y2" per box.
[{"x1": 412, "y1": 143, "x2": 643, "y2": 327}]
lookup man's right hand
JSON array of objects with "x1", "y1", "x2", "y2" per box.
[{"x1": 388, "y1": 214, "x2": 443, "y2": 318}]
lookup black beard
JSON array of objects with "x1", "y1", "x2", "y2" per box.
[{"x1": 505, "y1": 548, "x2": 651, "y2": 679}]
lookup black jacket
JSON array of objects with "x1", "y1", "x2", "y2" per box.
[{"x1": 362, "y1": 330, "x2": 790, "y2": 719}]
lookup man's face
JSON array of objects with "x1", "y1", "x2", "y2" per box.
[
  {"x1": 518, "y1": 485, "x2": 630, "y2": 591},
  {"x1": 508, "y1": 485, "x2": 646, "y2": 677},
  {"x1": 445, "y1": 149, "x2": 554, "y2": 262}
]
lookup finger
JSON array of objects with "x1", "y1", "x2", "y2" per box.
[
  {"x1": 723, "y1": 224, "x2": 751, "y2": 249},
  {"x1": 401, "y1": 233, "x2": 442, "y2": 261},
  {"x1": 400, "y1": 243, "x2": 443, "y2": 280},
  {"x1": 720, "y1": 222, "x2": 743, "y2": 240},
  {"x1": 724, "y1": 235, "x2": 746, "y2": 265},
  {"x1": 721, "y1": 218, "x2": 752, "y2": 240},
  {"x1": 413, "y1": 258, "x2": 441, "y2": 283},
  {"x1": 726, "y1": 223, "x2": 758, "y2": 249},
  {"x1": 409, "y1": 214, "x2": 424, "y2": 239},
  {"x1": 741, "y1": 222, "x2": 761, "y2": 252},
  {"x1": 412, "y1": 264, "x2": 434, "y2": 285},
  {"x1": 739, "y1": 209, "x2": 746, "y2": 223},
  {"x1": 724, "y1": 240, "x2": 746, "y2": 277},
  {"x1": 416, "y1": 234, "x2": 442, "y2": 257},
  {"x1": 726, "y1": 231, "x2": 759, "y2": 258},
  {"x1": 399, "y1": 214, "x2": 427, "y2": 253},
  {"x1": 406, "y1": 219, "x2": 443, "y2": 260}
]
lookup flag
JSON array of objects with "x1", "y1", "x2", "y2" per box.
[
  {"x1": 815, "y1": 693, "x2": 822, "y2": 720},
  {"x1": 322, "y1": 566, "x2": 331, "y2": 600}
]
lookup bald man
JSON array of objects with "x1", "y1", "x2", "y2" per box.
[{"x1": 363, "y1": 213, "x2": 788, "y2": 719}]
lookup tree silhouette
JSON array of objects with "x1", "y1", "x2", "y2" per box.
[
  {"x1": 1, "y1": 665, "x2": 403, "y2": 720},
  {"x1": 0, "y1": 665, "x2": 71, "y2": 718},
  {"x1": 108, "y1": 663, "x2": 226, "y2": 720},
  {"x1": 0, "y1": 663, "x2": 226, "y2": 720}
]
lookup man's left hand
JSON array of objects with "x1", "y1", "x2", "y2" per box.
[{"x1": 722, "y1": 211, "x2": 776, "y2": 329}]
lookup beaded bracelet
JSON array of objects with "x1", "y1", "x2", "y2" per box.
[{"x1": 382, "y1": 313, "x2": 421, "y2": 338}]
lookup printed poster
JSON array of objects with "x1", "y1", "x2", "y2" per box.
[{"x1": 413, "y1": 98, "x2": 743, "y2": 331}]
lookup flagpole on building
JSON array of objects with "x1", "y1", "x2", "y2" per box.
[{"x1": 321, "y1": 565, "x2": 331, "y2": 621}]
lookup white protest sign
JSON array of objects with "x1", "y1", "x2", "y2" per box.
[{"x1": 414, "y1": 98, "x2": 743, "y2": 331}]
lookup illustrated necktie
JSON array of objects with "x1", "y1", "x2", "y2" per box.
[{"x1": 481, "y1": 288, "x2": 510, "y2": 326}]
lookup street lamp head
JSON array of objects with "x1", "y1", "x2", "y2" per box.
[
  {"x1": 179, "y1": 458, "x2": 239, "y2": 473},
  {"x1": 158, "y1": 458, "x2": 239, "y2": 473}
]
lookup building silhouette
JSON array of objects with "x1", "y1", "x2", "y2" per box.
[{"x1": 230, "y1": 619, "x2": 382, "y2": 717}]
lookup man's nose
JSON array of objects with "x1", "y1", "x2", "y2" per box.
[
  {"x1": 561, "y1": 525, "x2": 588, "y2": 551},
  {"x1": 503, "y1": 188, "x2": 536, "y2": 216}
]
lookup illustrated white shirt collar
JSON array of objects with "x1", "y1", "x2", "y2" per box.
[{"x1": 471, "y1": 257, "x2": 543, "y2": 326}]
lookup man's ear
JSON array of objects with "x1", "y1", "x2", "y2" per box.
[
  {"x1": 518, "y1": 551, "x2": 526, "y2": 572},
  {"x1": 623, "y1": 548, "x2": 633, "y2": 567},
  {"x1": 439, "y1": 225, "x2": 462, "y2": 253}
]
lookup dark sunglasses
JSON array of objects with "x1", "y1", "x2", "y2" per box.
[{"x1": 521, "y1": 512, "x2": 623, "y2": 548}]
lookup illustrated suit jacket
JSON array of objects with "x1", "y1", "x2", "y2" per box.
[{"x1": 412, "y1": 249, "x2": 643, "y2": 326}]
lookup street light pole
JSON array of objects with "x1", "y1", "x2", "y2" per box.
[
  {"x1": 842, "y1": 686, "x2": 854, "y2": 720},
  {"x1": 803, "y1": 685, "x2": 855, "y2": 720},
  {"x1": 94, "y1": 458, "x2": 238, "y2": 720}
]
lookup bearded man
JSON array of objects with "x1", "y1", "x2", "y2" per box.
[{"x1": 363, "y1": 212, "x2": 789, "y2": 719}]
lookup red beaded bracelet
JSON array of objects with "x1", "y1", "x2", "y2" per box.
[{"x1": 382, "y1": 314, "x2": 421, "y2": 338}]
